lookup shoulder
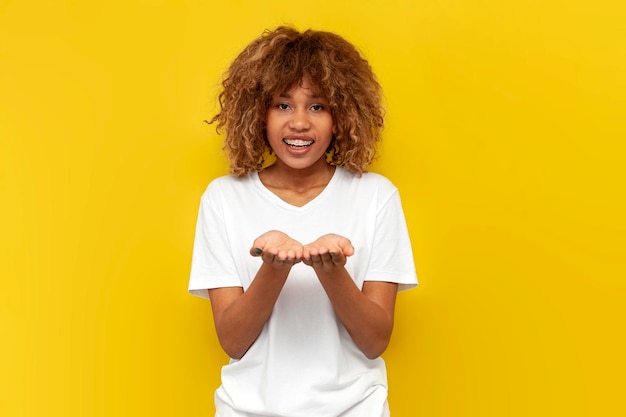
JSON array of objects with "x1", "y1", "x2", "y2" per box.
[
  {"x1": 336, "y1": 168, "x2": 398, "y2": 193},
  {"x1": 332, "y1": 168, "x2": 401, "y2": 211},
  {"x1": 201, "y1": 173, "x2": 255, "y2": 199},
  {"x1": 361, "y1": 171, "x2": 397, "y2": 190}
]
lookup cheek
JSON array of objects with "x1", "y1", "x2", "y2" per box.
[{"x1": 326, "y1": 119, "x2": 335, "y2": 137}]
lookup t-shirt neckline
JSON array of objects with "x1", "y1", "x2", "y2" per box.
[{"x1": 252, "y1": 167, "x2": 341, "y2": 211}]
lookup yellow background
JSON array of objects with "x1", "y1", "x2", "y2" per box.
[{"x1": 1, "y1": 0, "x2": 624, "y2": 416}]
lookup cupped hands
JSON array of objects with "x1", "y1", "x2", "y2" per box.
[{"x1": 250, "y1": 231, "x2": 354, "y2": 271}]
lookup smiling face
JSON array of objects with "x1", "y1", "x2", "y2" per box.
[{"x1": 265, "y1": 77, "x2": 334, "y2": 173}]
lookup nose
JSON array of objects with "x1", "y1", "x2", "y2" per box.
[{"x1": 288, "y1": 108, "x2": 310, "y2": 131}]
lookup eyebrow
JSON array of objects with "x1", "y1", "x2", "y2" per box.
[{"x1": 278, "y1": 92, "x2": 323, "y2": 99}]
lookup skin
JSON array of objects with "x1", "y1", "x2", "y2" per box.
[{"x1": 208, "y1": 78, "x2": 398, "y2": 360}]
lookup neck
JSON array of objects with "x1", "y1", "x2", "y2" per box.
[
  {"x1": 263, "y1": 158, "x2": 335, "y2": 189},
  {"x1": 258, "y1": 160, "x2": 336, "y2": 207}
]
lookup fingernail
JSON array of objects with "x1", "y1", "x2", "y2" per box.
[{"x1": 253, "y1": 248, "x2": 262, "y2": 255}]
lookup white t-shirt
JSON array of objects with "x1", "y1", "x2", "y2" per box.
[{"x1": 189, "y1": 167, "x2": 418, "y2": 417}]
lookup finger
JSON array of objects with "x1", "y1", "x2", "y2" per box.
[
  {"x1": 337, "y1": 238, "x2": 355, "y2": 257},
  {"x1": 276, "y1": 250, "x2": 290, "y2": 262},
  {"x1": 319, "y1": 251, "x2": 333, "y2": 267},
  {"x1": 261, "y1": 252, "x2": 277, "y2": 263},
  {"x1": 251, "y1": 233, "x2": 272, "y2": 256},
  {"x1": 286, "y1": 257, "x2": 301, "y2": 266},
  {"x1": 302, "y1": 246, "x2": 317, "y2": 260},
  {"x1": 329, "y1": 251, "x2": 345, "y2": 266},
  {"x1": 285, "y1": 249, "x2": 298, "y2": 261},
  {"x1": 314, "y1": 252, "x2": 340, "y2": 271},
  {"x1": 308, "y1": 254, "x2": 322, "y2": 266}
]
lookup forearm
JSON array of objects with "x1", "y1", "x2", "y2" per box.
[
  {"x1": 315, "y1": 268, "x2": 397, "y2": 359},
  {"x1": 210, "y1": 263, "x2": 290, "y2": 359}
]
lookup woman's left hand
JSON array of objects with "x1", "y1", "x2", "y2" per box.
[{"x1": 302, "y1": 233, "x2": 355, "y2": 271}]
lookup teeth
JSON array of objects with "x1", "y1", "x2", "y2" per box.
[{"x1": 283, "y1": 138, "x2": 313, "y2": 147}]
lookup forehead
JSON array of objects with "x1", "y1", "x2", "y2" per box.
[{"x1": 276, "y1": 75, "x2": 325, "y2": 98}]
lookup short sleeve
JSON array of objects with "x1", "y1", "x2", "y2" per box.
[
  {"x1": 188, "y1": 183, "x2": 243, "y2": 299},
  {"x1": 365, "y1": 189, "x2": 418, "y2": 291}
]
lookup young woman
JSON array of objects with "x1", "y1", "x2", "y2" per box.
[{"x1": 189, "y1": 26, "x2": 418, "y2": 417}]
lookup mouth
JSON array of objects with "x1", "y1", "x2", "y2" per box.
[{"x1": 283, "y1": 138, "x2": 315, "y2": 149}]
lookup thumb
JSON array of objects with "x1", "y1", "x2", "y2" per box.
[
  {"x1": 250, "y1": 235, "x2": 269, "y2": 257},
  {"x1": 250, "y1": 247, "x2": 263, "y2": 257},
  {"x1": 337, "y1": 237, "x2": 355, "y2": 257}
]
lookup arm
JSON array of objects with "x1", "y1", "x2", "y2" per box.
[
  {"x1": 303, "y1": 235, "x2": 398, "y2": 359},
  {"x1": 208, "y1": 231, "x2": 302, "y2": 359}
]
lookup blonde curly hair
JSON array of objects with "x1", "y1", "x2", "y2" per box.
[{"x1": 209, "y1": 26, "x2": 385, "y2": 176}]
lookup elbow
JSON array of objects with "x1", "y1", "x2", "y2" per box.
[
  {"x1": 359, "y1": 323, "x2": 394, "y2": 359},
  {"x1": 214, "y1": 322, "x2": 253, "y2": 360},
  {"x1": 362, "y1": 339, "x2": 390, "y2": 360},
  {"x1": 219, "y1": 339, "x2": 249, "y2": 360},
  {"x1": 358, "y1": 328, "x2": 392, "y2": 359},
  {"x1": 358, "y1": 318, "x2": 394, "y2": 359}
]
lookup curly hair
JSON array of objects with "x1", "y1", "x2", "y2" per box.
[{"x1": 209, "y1": 26, "x2": 385, "y2": 176}]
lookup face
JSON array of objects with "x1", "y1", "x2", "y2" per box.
[{"x1": 265, "y1": 78, "x2": 334, "y2": 172}]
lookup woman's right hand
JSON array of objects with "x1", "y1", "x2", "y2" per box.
[
  {"x1": 210, "y1": 230, "x2": 302, "y2": 359},
  {"x1": 250, "y1": 230, "x2": 303, "y2": 268}
]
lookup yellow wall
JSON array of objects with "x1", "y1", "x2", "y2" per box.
[{"x1": 1, "y1": 1, "x2": 624, "y2": 416}]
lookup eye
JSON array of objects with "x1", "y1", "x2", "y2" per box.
[
  {"x1": 276, "y1": 103, "x2": 290, "y2": 110},
  {"x1": 310, "y1": 104, "x2": 325, "y2": 111}
]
